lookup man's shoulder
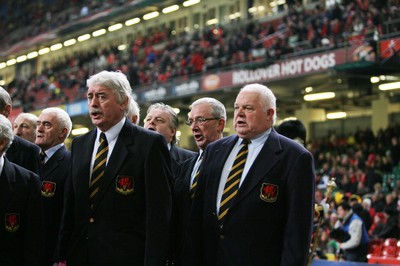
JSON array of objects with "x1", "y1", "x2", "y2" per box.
[
  {"x1": 207, "y1": 135, "x2": 237, "y2": 150},
  {"x1": 11, "y1": 136, "x2": 40, "y2": 152},
  {"x1": 4, "y1": 158, "x2": 40, "y2": 183},
  {"x1": 172, "y1": 145, "x2": 196, "y2": 161}
]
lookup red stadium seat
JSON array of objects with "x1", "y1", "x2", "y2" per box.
[
  {"x1": 382, "y1": 246, "x2": 398, "y2": 258},
  {"x1": 384, "y1": 238, "x2": 398, "y2": 247},
  {"x1": 369, "y1": 244, "x2": 383, "y2": 256}
]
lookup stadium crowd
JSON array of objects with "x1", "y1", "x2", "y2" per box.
[
  {"x1": 308, "y1": 122, "x2": 400, "y2": 261},
  {"x1": 2, "y1": 0, "x2": 400, "y2": 112},
  {"x1": 0, "y1": 0, "x2": 130, "y2": 51}
]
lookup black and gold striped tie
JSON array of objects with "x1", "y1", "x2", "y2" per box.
[
  {"x1": 89, "y1": 132, "x2": 108, "y2": 204},
  {"x1": 218, "y1": 139, "x2": 250, "y2": 224},
  {"x1": 40, "y1": 150, "x2": 46, "y2": 165},
  {"x1": 189, "y1": 154, "x2": 203, "y2": 200}
]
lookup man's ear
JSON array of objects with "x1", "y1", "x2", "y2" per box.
[
  {"x1": 4, "y1": 104, "x2": 11, "y2": 118},
  {"x1": 0, "y1": 137, "x2": 7, "y2": 155}
]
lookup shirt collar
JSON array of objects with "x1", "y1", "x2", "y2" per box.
[
  {"x1": 97, "y1": 117, "x2": 126, "y2": 143},
  {"x1": 240, "y1": 128, "x2": 271, "y2": 147},
  {"x1": 42, "y1": 143, "x2": 64, "y2": 159}
]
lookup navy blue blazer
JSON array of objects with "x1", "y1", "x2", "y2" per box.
[
  {"x1": 170, "y1": 154, "x2": 198, "y2": 265},
  {"x1": 40, "y1": 145, "x2": 70, "y2": 265},
  {"x1": 59, "y1": 120, "x2": 172, "y2": 265},
  {"x1": 6, "y1": 135, "x2": 41, "y2": 174},
  {"x1": 187, "y1": 130, "x2": 315, "y2": 266},
  {"x1": 0, "y1": 157, "x2": 44, "y2": 265}
]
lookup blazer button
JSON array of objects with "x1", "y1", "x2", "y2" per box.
[
  {"x1": 89, "y1": 218, "x2": 94, "y2": 223},
  {"x1": 220, "y1": 234, "x2": 225, "y2": 240}
]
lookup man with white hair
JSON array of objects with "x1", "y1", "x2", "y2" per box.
[
  {"x1": 13, "y1": 112, "x2": 39, "y2": 143},
  {"x1": 59, "y1": 71, "x2": 172, "y2": 265},
  {"x1": 0, "y1": 114, "x2": 44, "y2": 265},
  {"x1": 35, "y1": 107, "x2": 72, "y2": 266}
]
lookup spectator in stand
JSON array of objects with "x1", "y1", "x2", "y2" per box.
[
  {"x1": 276, "y1": 118, "x2": 307, "y2": 146},
  {"x1": 389, "y1": 136, "x2": 400, "y2": 166},
  {"x1": 350, "y1": 196, "x2": 372, "y2": 231},
  {"x1": 362, "y1": 197, "x2": 376, "y2": 221},
  {"x1": 335, "y1": 202, "x2": 369, "y2": 262},
  {"x1": 365, "y1": 154, "x2": 383, "y2": 193},
  {"x1": 13, "y1": 112, "x2": 38, "y2": 143},
  {"x1": 371, "y1": 207, "x2": 399, "y2": 239},
  {"x1": 369, "y1": 212, "x2": 386, "y2": 236}
]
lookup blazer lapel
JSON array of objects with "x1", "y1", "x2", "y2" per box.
[
  {"x1": 232, "y1": 130, "x2": 282, "y2": 208},
  {"x1": 90, "y1": 121, "x2": 135, "y2": 212},
  {"x1": 183, "y1": 156, "x2": 198, "y2": 199},
  {"x1": 75, "y1": 130, "x2": 96, "y2": 206},
  {"x1": 41, "y1": 146, "x2": 67, "y2": 178}
]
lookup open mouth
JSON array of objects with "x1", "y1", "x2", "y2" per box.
[
  {"x1": 194, "y1": 133, "x2": 203, "y2": 141},
  {"x1": 90, "y1": 111, "x2": 102, "y2": 119},
  {"x1": 236, "y1": 120, "x2": 246, "y2": 126}
]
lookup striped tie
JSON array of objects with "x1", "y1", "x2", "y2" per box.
[
  {"x1": 218, "y1": 139, "x2": 250, "y2": 224},
  {"x1": 189, "y1": 154, "x2": 203, "y2": 200},
  {"x1": 89, "y1": 132, "x2": 108, "y2": 204},
  {"x1": 40, "y1": 150, "x2": 46, "y2": 164}
]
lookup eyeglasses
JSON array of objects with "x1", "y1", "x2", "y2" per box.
[{"x1": 185, "y1": 117, "x2": 220, "y2": 126}]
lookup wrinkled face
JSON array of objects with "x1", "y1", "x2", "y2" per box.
[
  {"x1": 13, "y1": 117, "x2": 36, "y2": 143},
  {"x1": 233, "y1": 90, "x2": 273, "y2": 139},
  {"x1": 35, "y1": 113, "x2": 65, "y2": 151},
  {"x1": 143, "y1": 109, "x2": 175, "y2": 144},
  {"x1": 87, "y1": 85, "x2": 126, "y2": 132},
  {"x1": 188, "y1": 103, "x2": 224, "y2": 150}
]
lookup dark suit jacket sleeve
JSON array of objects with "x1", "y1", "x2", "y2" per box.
[
  {"x1": 24, "y1": 172, "x2": 45, "y2": 265},
  {"x1": 144, "y1": 135, "x2": 173, "y2": 265},
  {"x1": 56, "y1": 149, "x2": 74, "y2": 261},
  {"x1": 281, "y1": 150, "x2": 315, "y2": 266},
  {"x1": 185, "y1": 152, "x2": 209, "y2": 266}
]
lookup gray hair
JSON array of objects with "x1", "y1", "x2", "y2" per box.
[
  {"x1": 87, "y1": 70, "x2": 132, "y2": 109},
  {"x1": 126, "y1": 98, "x2": 140, "y2": 125},
  {"x1": 0, "y1": 114, "x2": 14, "y2": 154},
  {"x1": 146, "y1": 103, "x2": 178, "y2": 143},
  {"x1": 40, "y1": 107, "x2": 73, "y2": 137},
  {"x1": 190, "y1": 97, "x2": 227, "y2": 120},
  {"x1": 240, "y1": 83, "x2": 277, "y2": 124},
  {"x1": 15, "y1": 113, "x2": 39, "y2": 128},
  {"x1": 0, "y1": 86, "x2": 12, "y2": 115}
]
